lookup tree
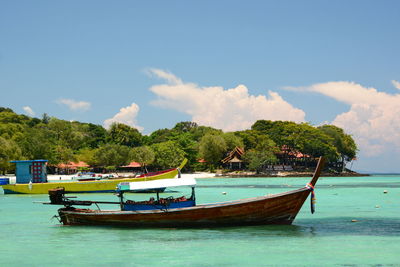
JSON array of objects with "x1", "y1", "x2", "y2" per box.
[
  {"x1": 199, "y1": 134, "x2": 227, "y2": 169},
  {"x1": 242, "y1": 135, "x2": 278, "y2": 172},
  {"x1": 15, "y1": 126, "x2": 57, "y2": 163},
  {"x1": 222, "y1": 132, "x2": 244, "y2": 151},
  {"x1": 147, "y1": 128, "x2": 175, "y2": 144},
  {"x1": 318, "y1": 125, "x2": 358, "y2": 168},
  {"x1": 42, "y1": 113, "x2": 50, "y2": 124},
  {"x1": 130, "y1": 146, "x2": 155, "y2": 170},
  {"x1": 173, "y1": 132, "x2": 198, "y2": 169},
  {"x1": 81, "y1": 123, "x2": 107, "y2": 148},
  {"x1": 234, "y1": 130, "x2": 262, "y2": 150},
  {"x1": 0, "y1": 106, "x2": 358, "y2": 173},
  {"x1": 92, "y1": 144, "x2": 131, "y2": 168},
  {"x1": 299, "y1": 127, "x2": 338, "y2": 162},
  {"x1": 173, "y1": 121, "x2": 198, "y2": 132},
  {"x1": 190, "y1": 126, "x2": 223, "y2": 141},
  {"x1": 151, "y1": 141, "x2": 186, "y2": 169},
  {"x1": 76, "y1": 148, "x2": 97, "y2": 166},
  {"x1": 0, "y1": 107, "x2": 14, "y2": 113},
  {"x1": 107, "y1": 123, "x2": 142, "y2": 147},
  {"x1": 53, "y1": 145, "x2": 76, "y2": 165},
  {"x1": 0, "y1": 123, "x2": 26, "y2": 139},
  {"x1": 0, "y1": 137, "x2": 22, "y2": 174},
  {"x1": 251, "y1": 120, "x2": 341, "y2": 163},
  {"x1": 47, "y1": 118, "x2": 81, "y2": 150}
]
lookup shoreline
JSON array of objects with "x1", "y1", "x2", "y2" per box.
[
  {"x1": 217, "y1": 171, "x2": 370, "y2": 178},
  {"x1": 182, "y1": 170, "x2": 370, "y2": 178},
  {"x1": 0, "y1": 171, "x2": 372, "y2": 184}
]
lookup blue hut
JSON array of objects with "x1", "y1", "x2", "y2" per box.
[{"x1": 10, "y1": 160, "x2": 48, "y2": 184}]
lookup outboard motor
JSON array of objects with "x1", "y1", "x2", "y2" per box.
[{"x1": 48, "y1": 188, "x2": 66, "y2": 204}]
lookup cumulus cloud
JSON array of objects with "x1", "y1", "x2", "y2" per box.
[
  {"x1": 291, "y1": 81, "x2": 400, "y2": 156},
  {"x1": 392, "y1": 80, "x2": 400, "y2": 90},
  {"x1": 148, "y1": 69, "x2": 305, "y2": 132},
  {"x1": 22, "y1": 106, "x2": 35, "y2": 116},
  {"x1": 147, "y1": 68, "x2": 183, "y2": 85},
  {"x1": 57, "y1": 98, "x2": 91, "y2": 111},
  {"x1": 103, "y1": 103, "x2": 143, "y2": 131}
]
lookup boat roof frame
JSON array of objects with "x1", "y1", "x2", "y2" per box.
[{"x1": 117, "y1": 177, "x2": 197, "y2": 193}]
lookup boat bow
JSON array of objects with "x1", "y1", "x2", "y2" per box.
[{"x1": 305, "y1": 157, "x2": 325, "y2": 213}]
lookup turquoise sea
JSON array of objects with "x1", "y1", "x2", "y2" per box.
[{"x1": 1, "y1": 175, "x2": 399, "y2": 266}]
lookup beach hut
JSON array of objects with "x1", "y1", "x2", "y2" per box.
[
  {"x1": 222, "y1": 147, "x2": 245, "y2": 170},
  {"x1": 119, "y1": 161, "x2": 143, "y2": 174},
  {"x1": 56, "y1": 161, "x2": 90, "y2": 174},
  {"x1": 10, "y1": 160, "x2": 48, "y2": 183}
]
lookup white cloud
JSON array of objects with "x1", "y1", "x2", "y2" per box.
[
  {"x1": 147, "y1": 68, "x2": 183, "y2": 85},
  {"x1": 148, "y1": 69, "x2": 305, "y2": 132},
  {"x1": 293, "y1": 81, "x2": 400, "y2": 156},
  {"x1": 22, "y1": 106, "x2": 35, "y2": 116},
  {"x1": 392, "y1": 80, "x2": 400, "y2": 90},
  {"x1": 103, "y1": 103, "x2": 143, "y2": 131},
  {"x1": 57, "y1": 98, "x2": 91, "y2": 111}
]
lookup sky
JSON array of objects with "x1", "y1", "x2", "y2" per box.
[{"x1": 1, "y1": 0, "x2": 400, "y2": 173}]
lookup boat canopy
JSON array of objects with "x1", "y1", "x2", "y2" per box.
[{"x1": 117, "y1": 177, "x2": 197, "y2": 192}]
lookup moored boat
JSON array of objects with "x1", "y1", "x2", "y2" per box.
[
  {"x1": 2, "y1": 159, "x2": 187, "y2": 194},
  {"x1": 44, "y1": 157, "x2": 325, "y2": 227}
]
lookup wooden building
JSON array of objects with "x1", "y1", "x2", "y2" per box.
[
  {"x1": 55, "y1": 161, "x2": 89, "y2": 174},
  {"x1": 222, "y1": 147, "x2": 245, "y2": 170},
  {"x1": 10, "y1": 160, "x2": 48, "y2": 183}
]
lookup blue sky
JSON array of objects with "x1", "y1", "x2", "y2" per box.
[{"x1": 1, "y1": 0, "x2": 400, "y2": 172}]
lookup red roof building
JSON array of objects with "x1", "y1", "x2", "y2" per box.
[{"x1": 121, "y1": 161, "x2": 141, "y2": 168}]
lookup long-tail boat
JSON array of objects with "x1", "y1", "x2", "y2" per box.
[
  {"x1": 2, "y1": 159, "x2": 187, "y2": 194},
  {"x1": 43, "y1": 157, "x2": 325, "y2": 227}
]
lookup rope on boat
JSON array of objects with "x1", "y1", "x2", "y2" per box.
[
  {"x1": 51, "y1": 214, "x2": 61, "y2": 223},
  {"x1": 306, "y1": 183, "x2": 316, "y2": 214}
]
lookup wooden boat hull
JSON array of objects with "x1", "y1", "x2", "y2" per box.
[
  {"x1": 58, "y1": 187, "x2": 311, "y2": 227},
  {"x1": 2, "y1": 159, "x2": 187, "y2": 194}
]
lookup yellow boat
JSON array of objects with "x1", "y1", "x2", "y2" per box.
[{"x1": 1, "y1": 159, "x2": 187, "y2": 194}]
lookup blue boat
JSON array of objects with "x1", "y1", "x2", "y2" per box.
[{"x1": 117, "y1": 178, "x2": 196, "y2": 211}]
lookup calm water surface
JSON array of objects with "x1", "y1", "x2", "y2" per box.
[{"x1": 1, "y1": 175, "x2": 399, "y2": 266}]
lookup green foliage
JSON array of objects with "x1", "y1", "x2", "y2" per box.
[
  {"x1": 199, "y1": 134, "x2": 227, "y2": 169},
  {"x1": 147, "y1": 128, "x2": 175, "y2": 144},
  {"x1": 0, "y1": 107, "x2": 14, "y2": 113},
  {"x1": 242, "y1": 135, "x2": 278, "y2": 171},
  {"x1": 47, "y1": 118, "x2": 83, "y2": 150},
  {"x1": 131, "y1": 146, "x2": 155, "y2": 167},
  {"x1": 15, "y1": 126, "x2": 57, "y2": 163},
  {"x1": 76, "y1": 148, "x2": 97, "y2": 166},
  {"x1": 173, "y1": 121, "x2": 198, "y2": 132},
  {"x1": 0, "y1": 107, "x2": 358, "y2": 173},
  {"x1": 0, "y1": 110, "x2": 31, "y2": 124},
  {"x1": 151, "y1": 141, "x2": 186, "y2": 169},
  {"x1": 173, "y1": 133, "x2": 198, "y2": 169},
  {"x1": 243, "y1": 150, "x2": 277, "y2": 172},
  {"x1": 251, "y1": 120, "x2": 345, "y2": 162},
  {"x1": 222, "y1": 132, "x2": 244, "y2": 151},
  {"x1": 318, "y1": 125, "x2": 358, "y2": 163},
  {"x1": 42, "y1": 113, "x2": 50, "y2": 124},
  {"x1": 0, "y1": 137, "x2": 22, "y2": 174},
  {"x1": 93, "y1": 144, "x2": 131, "y2": 167},
  {"x1": 53, "y1": 145, "x2": 76, "y2": 164},
  {"x1": 191, "y1": 126, "x2": 223, "y2": 141},
  {"x1": 234, "y1": 130, "x2": 261, "y2": 150},
  {"x1": 107, "y1": 122, "x2": 143, "y2": 147},
  {"x1": 83, "y1": 123, "x2": 107, "y2": 148},
  {"x1": 0, "y1": 123, "x2": 26, "y2": 139}
]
